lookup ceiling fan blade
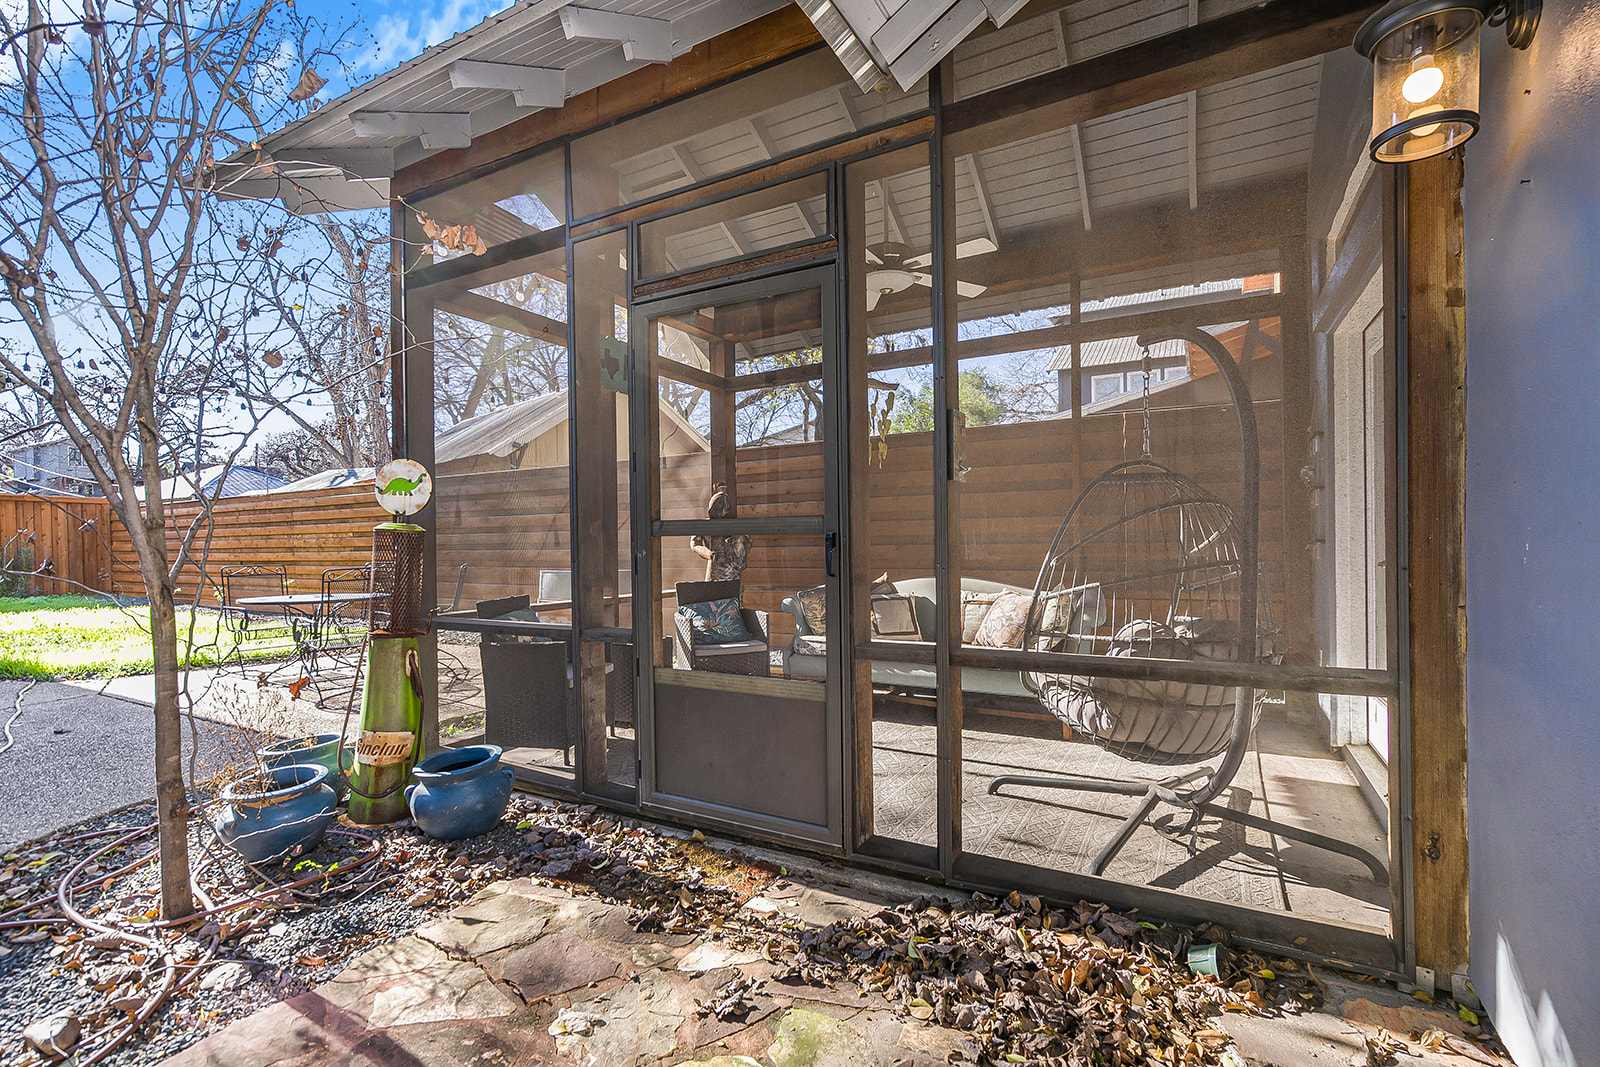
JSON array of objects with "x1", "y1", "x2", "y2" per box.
[
  {"x1": 912, "y1": 273, "x2": 933, "y2": 286},
  {"x1": 956, "y1": 280, "x2": 988, "y2": 299},
  {"x1": 901, "y1": 237, "x2": 997, "y2": 271},
  {"x1": 865, "y1": 288, "x2": 882, "y2": 312},
  {"x1": 865, "y1": 246, "x2": 884, "y2": 265}
]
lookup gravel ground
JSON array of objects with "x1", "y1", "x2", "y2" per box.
[{"x1": 0, "y1": 797, "x2": 557, "y2": 1066}]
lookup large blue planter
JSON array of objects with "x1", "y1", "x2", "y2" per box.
[
  {"x1": 213, "y1": 764, "x2": 338, "y2": 863},
  {"x1": 258, "y1": 733, "x2": 355, "y2": 801},
  {"x1": 405, "y1": 745, "x2": 514, "y2": 841}
]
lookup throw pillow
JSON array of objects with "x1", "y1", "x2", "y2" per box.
[
  {"x1": 870, "y1": 592, "x2": 922, "y2": 641},
  {"x1": 960, "y1": 591, "x2": 1001, "y2": 643},
  {"x1": 973, "y1": 590, "x2": 1032, "y2": 649},
  {"x1": 677, "y1": 598, "x2": 751, "y2": 645},
  {"x1": 795, "y1": 584, "x2": 828, "y2": 636}
]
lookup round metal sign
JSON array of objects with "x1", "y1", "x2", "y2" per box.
[{"x1": 374, "y1": 458, "x2": 432, "y2": 516}]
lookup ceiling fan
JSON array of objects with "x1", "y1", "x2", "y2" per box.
[{"x1": 864, "y1": 238, "x2": 995, "y2": 311}]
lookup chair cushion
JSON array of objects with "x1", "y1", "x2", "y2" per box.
[
  {"x1": 677, "y1": 598, "x2": 752, "y2": 644},
  {"x1": 973, "y1": 590, "x2": 1031, "y2": 648},
  {"x1": 791, "y1": 634, "x2": 827, "y2": 657},
  {"x1": 693, "y1": 639, "x2": 768, "y2": 657}
]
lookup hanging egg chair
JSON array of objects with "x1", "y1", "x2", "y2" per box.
[
  {"x1": 990, "y1": 327, "x2": 1388, "y2": 885},
  {"x1": 1021, "y1": 458, "x2": 1251, "y2": 766}
]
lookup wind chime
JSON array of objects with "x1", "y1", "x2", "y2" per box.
[{"x1": 342, "y1": 458, "x2": 431, "y2": 824}]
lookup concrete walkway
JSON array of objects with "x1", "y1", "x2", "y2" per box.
[
  {"x1": 163, "y1": 867, "x2": 1507, "y2": 1067},
  {"x1": 0, "y1": 679, "x2": 253, "y2": 849}
]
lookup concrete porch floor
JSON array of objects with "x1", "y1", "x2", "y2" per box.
[{"x1": 437, "y1": 638, "x2": 1390, "y2": 939}]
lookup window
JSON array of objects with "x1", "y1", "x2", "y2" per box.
[
  {"x1": 409, "y1": 146, "x2": 564, "y2": 265},
  {"x1": 1090, "y1": 373, "x2": 1123, "y2": 402}
]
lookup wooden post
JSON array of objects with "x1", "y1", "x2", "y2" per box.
[
  {"x1": 844, "y1": 162, "x2": 874, "y2": 847},
  {"x1": 574, "y1": 233, "x2": 627, "y2": 791},
  {"x1": 1279, "y1": 235, "x2": 1318, "y2": 691},
  {"x1": 709, "y1": 334, "x2": 738, "y2": 515},
  {"x1": 1403, "y1": 151, "x2": 1469, "y2": 983}
]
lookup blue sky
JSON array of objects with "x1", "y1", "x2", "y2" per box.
[{"x1": 319, "y1": 0, "x2": 503, "y2": 100}]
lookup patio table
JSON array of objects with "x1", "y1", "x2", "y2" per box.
[{"x1": 236, "y1": 592, "x2": 385, "y2": 685}]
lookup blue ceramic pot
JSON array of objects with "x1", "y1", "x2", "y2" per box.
[
  {"x1": 213, "y1": 764, "x2": 338, "y2": 863},
  {"x1": 258, "y1": 733, "x2": 355, "y2": 801},
  {"x1": 405, "y1": 745, "x2": 514, "y2": 841}
]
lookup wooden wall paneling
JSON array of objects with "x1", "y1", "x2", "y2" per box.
[{"x1": 1402, "y1": 152, "x2": 1469, "y2": 982}]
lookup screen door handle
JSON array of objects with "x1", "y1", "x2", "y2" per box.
[{"x1": 825, "y1": 531, "x2": 838, "y2": 578}]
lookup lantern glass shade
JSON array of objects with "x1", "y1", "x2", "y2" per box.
[{"x1": 1367, "y1": 6, "x2": 1482, "y2": 163}]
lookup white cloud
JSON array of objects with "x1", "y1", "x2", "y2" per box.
[{"x1": 356, "y1": 0, "x2": 503, "y2": 76}]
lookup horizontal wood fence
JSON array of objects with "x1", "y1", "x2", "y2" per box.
[
  {"x1": 106, "y1": 486, "x2": 387, "y2": 600},
  {"x1": 0, "y1": 493, "x2": 114, "y2": 596},
  {"x1": 0, "y1": 402, "x2": 1291, "y2": 649}
]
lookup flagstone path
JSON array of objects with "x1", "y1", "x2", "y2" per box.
[{"x1": 163, "y1": 870, "x2": 1506, "y2": 1067}]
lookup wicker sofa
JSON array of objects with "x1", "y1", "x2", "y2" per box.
[{"x1": 779, "y1": 576, "x2": 1034, "y2": 702}]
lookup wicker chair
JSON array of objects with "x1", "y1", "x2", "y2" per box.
[{"x1": 672, "y1": 579, "x2": 769, "y2": 677}]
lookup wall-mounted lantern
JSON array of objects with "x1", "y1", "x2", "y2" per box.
[{"x1": 1355, "y1": 0, "x2": 1540, "y2": 163}]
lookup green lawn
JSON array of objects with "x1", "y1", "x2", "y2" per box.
[{"x1": 0, "y1": 595, "x2": 293, "y2": 680}]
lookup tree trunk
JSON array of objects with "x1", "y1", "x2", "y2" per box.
[{"x1": 145, "y1": 561, "x2": 195, "y2": 919}]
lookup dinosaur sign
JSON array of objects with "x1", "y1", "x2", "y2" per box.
[{"x1": 374, "y1": 458, "x2": 432, "y2": 517}]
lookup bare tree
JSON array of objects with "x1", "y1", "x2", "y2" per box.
[{"x1": 0, "y1": 0, "x2": 348, "y2": 918}]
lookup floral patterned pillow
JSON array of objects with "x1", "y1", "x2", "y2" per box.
[
  {"x1": 973, "y1": 590, "x2": 1031, "y2": 649},
  {"x1": 795, "y1": 584, "x2": 828, "y2": 636},
  {"x1": 677, "y1": 598, "x2": 751, "y2": 645},
  {"x1": 960, "y1": 591, "x2": 1002, "y2": 642}
]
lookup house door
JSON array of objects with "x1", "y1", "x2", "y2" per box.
[{"x1": 629, "y1": 266, "x2": 845, "y2": 849}]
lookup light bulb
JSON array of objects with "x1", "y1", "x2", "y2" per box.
[
  {"x1": 1408, "y1": 103, "x2": 1444, "y2": 138},
  {"x1": 1402, "y1": 55, "x2": 1444, "y2": 103}
]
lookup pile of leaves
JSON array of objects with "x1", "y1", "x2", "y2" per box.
[{"x1": 761, "y1": 891, "x2": 1308, "y2": 1066}]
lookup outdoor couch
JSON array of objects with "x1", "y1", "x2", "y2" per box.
[{"x1": 779, "y1": 576, "x2": 1033, "y2": 702}]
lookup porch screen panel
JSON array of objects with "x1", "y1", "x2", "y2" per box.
[
  {"x1": 569, "y1": 48, "x2": 926, "y2": 220},
  {"x1": 940, "y1": 38, "x2": 1397, "y2": 945},
  {"x1": 572, "y1": 229, "x2": 637, "y2": 793},
  {"x1": 428, "y1": 238, "x2": 575, "y2": 784},
  {"x1": 637, "y1": 172, "x2": 830, "y2": 280},
  {"x1": 652, "y1": 291, "x2": 826, "y2": 522},
  {"x1": 845, "y1": 144, "x2": 938, "y2": 859},
  {"x1": 410, "y1": 146, "x2": 564, "y2": 259}
]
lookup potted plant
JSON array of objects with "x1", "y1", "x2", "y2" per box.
[
  {"x1": 212, "y1": 764, "x2": 338, "y2": 863},
  {"x1": 258, "y1": 732, "x2": 354, "y2": 801},
  {"x1": 405, "y1": 745, "x2": 514, "y2": 841}
]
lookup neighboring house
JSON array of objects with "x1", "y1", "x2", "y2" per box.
[
  {"x1": 6, "y1": 437, "x2": 98, "y2": 495},
  {"x1": 132, "y1": 464, "x2": 288, "y2": 501},
  {"x1": 270, "y1": 467, "x2": 375, "y2": 493},
  {"x1": 435, "y1": 389, "x2": 707, "y2": 476}
]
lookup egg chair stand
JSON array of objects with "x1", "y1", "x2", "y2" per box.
[{"x1": 989, "y1": 328, "x2": 1388, "y2": 886}]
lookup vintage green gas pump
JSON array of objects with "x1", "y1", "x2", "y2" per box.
[{"x1": 343, "y1": 459, "x2": 431, "y2": 824}]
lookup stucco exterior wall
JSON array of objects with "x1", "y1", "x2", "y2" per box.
[{"x1": 1463, "y1": 3, "x2": 1600, "y2": 1065}]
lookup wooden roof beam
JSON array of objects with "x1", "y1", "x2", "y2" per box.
[
  {"x1": 448, "y1": 61, "x2": 567, "y2": 109},
  {"x1": 559, "y1": 6, "x2": 674, "y2": 63},
  {"x1": 349, "y1": 111, "x2": 470, "y2": 150}
]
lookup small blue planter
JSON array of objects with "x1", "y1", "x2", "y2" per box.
[
  {"x1": 213, "y1": 764, "x2": 338, "y2": 863},
  {"x1": 258, "y1": 733, "x2": 355, "y2": 801},
  {"x1": 405, "y1": 745, "x2": 514, "y2": 841}
]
